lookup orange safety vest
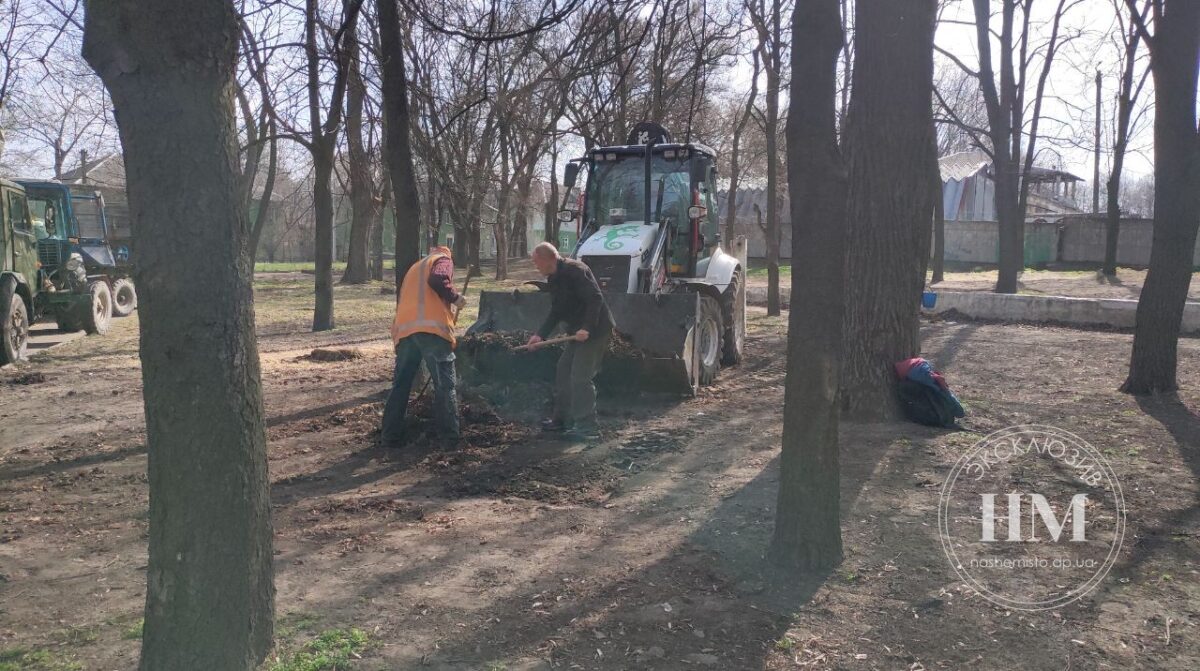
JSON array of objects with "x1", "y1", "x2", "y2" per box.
[{"x1": 390, "y1": 248, "x2": 456, "y2": 347}]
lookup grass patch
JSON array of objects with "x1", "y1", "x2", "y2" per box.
[
  {"x1": 276, "y1": 612, "x2": 322, "y2": 641},
  {"x1": 50, "y1": 626, "x2": 98, "y2": 647},
  {"x1": 746, "y1": 263, "x2": 791, "y2": 278},
  {"x1": 268, "y1": 628, "x2": 369, "y2": 671},
  {"x1": 121, "y1": 618, "x2": 144, "y2": 640},
  {"x1": 0, "y1": 648, "x2": 82, "y2": 671}
]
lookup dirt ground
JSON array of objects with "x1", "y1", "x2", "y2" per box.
[{"x1": 1, "y1": 265, "x2": 1199, "y2": 670}]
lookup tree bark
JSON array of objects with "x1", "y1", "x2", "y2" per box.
[
  {"x1": 1105, "y1": 13, "x2": 1147, "y2": 278},
  {"x1": 82, "y1": 1, "x2": 273, "y2": 668},
  {"x1": 379, "y1": 0, "x2": 422, "y2": 290},
  {"x1": 341, "y1": 13, "x2": 374, "y2": 285},
  {"x1": 840, "y1": 0, "x2": 938, "y2": 419},
  {"x1": 248, "y1": 128, "x2": 278, "y2": 261},
  {"x1": 932, "y1": 157, "x2": 945, "y2": 284},
  {"x1": 764, "y1": 0, "x2": 783, "y2": 317},
  {"x1": 312, "y1": 137, "x2": 337, "y2": 329},
  {"x1": 770, "y1": 0, "x2": 846, "y2": 573},
  {"x1": 1121, "y1": 0, "x2": 1200, "y2": 394}
]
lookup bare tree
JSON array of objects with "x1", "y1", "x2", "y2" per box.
[
  {"x1": 724, "y1": 48, "x2": 760, "y2": 246},
  {"x1": 1120, "y1": 0, "x2": 1200, "y2": 394},
  {"x1": 1102, "y1": 0, "x2": 1152, "y2": 276},
  {"x1": 83, "y1": 0, "x2": 274, "y2": 668},
  {"x1": 747, "y1": 0, "x2": 789, "y2": 317},
  {"x1": 379, "y1": 0, "x2": 422, "y2": 285},
  {"x1": 943, "y1": 0, "x2": 1079, "y2": 294},
  {"x1": 341, "y1": 6, "x2": 384, "y2": 284},
  {"x1": 772, "y1": 0, "x2": 846, "y2": 572}
]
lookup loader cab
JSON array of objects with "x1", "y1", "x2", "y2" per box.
[{"x1": 570, "y1": 141, "x2": 720, "y2": 283}]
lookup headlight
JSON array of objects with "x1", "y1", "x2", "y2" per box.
[{"x1": 65, "y1": 253, "x2": 83, "y2": 272}]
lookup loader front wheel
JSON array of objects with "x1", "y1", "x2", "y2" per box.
[
  {"x1": 696, "y1": 295, "x2": 723, "y2": 386},
  {"x1": 720, "y1": 269, "x2": 745, "y2": 366}
]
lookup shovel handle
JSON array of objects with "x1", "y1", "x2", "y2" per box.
[{"x1": 512, "y1": 334, "x2": 578, "y2": 351}]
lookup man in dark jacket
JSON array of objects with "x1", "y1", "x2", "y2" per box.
[{"x1": 525, "y1": 242, "x2": 613, "y2": 438}]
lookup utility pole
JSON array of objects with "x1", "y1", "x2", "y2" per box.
[{"x1": 1093, "y1": 70, "x2": 1101, "y2": 214}]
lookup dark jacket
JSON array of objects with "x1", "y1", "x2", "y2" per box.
[{"x1": 537, "y1": 258, "x2": 614, "y2": 339}]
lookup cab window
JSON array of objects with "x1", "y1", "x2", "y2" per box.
[
  {"x1": 7, "y1": 191, "x2": 31, "y2": 233},
  {"x1": 29, "y1": 198, "x2": 58, "y2": 240}
]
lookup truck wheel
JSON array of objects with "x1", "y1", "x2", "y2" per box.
[
  {"x1": 0, "y1": 278, "x2": 29, "y2": 365},
  {"x1": 720, "y1": 269, "x2": 745, "y2": 366},
  {"x1": 112, "y1": 279, "x2": 137, "y2": 317},
  {"x1": 696, "y1": 295, "x2": 723, "y2": 386},
  {"x1": 82, "y1": 281, "x2": 113, "y2": 335}
]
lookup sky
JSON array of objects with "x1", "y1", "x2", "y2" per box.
[{"x1": 3, "y1": 0, "x2": 1171, "y2": 191}]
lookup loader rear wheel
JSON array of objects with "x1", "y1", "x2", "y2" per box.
[
  {"x1": 720, "y1": 269, "x2": 745, "y2": 366},
  {"x1": 697, "y1": 295, "x2": 723, "y2": 386}
]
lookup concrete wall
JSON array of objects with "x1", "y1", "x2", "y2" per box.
[{"x1": 940, "y1": 217, "x2": 1200, "y2": 267}]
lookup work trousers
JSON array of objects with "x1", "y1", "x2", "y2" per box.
[
  {"x1": 381, "y1": 332, "x2": 459, "y2": 443},
  {"x1": 554, "y1": 327, "x2": 611, "y2": 428}
]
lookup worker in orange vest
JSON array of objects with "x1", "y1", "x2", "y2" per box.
[{"x1": 381, "y1": 245, "x2": 465, "y2": 446}]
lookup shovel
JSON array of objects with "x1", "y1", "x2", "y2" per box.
[{"x1": 512, "y1": 334, "x2": 580, "y2": 352}]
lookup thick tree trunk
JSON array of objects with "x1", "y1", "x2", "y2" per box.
[
  {"x1": 770, "y1": 0, "x2": 846, "y2": 573},
  {"x1": 82, "y1": 2, "x2": 274, "y2": 668},
  {"x1": 1121, "y1": 0, "x2": 1200, "y2": 394},
  {"x1": 341, "y1": 18, "x2": 373, "y2": 285},
  {"x1": 312, "y1": 141, "x2": 336, "y2": 330},
  {"x1": 840, "y1": 0, "x2": 938, "y2": 419},
  {"x1": 379, "y1": 0, "x2": 422, "y2": 289},
  {"x1": 993, "y1": 162, "x2": 1023, "y2": 293}
]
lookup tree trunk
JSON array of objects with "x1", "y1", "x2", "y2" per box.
[
  {"x1": 312, "y1": 138, "x2": 336, "y2": 330},
  {"x1": 248, "y1": 129, "x2": 278, "y2": 261},
  {"x1": 993, "y1": 163, "x2": 1023, "y2": 293},
  {"x1": 341, "y1": 16, "x2": 373, "y2": 285},
  {"x1": 1104, "y1": 169, "x2": 1123, "y2": 277},
  {"x1": 1121, "y1": 0, "x2": 1200, "y2": 394},
  {"x1": 1104, "y1": 19, "x2": 1146, "y2": 278},
  {"x1": 545, "y1": 146, "x2": 560, "y2": 245},
  {"x1": 726, "y1": 51, "x2": 760, "y2": 246},
  {"x1": 770, "y1": 0, "x2": 847, "y2": 573},
  {"x1": 82, "y1": 2, "x2": 274, "y2": 668},
  {"x1": 764, "y1": 0, "x2": 782, "y2": 318},
  {"x1": 379, "y1": 0, "x2": 422, "y2": 290},
  {"x1": 932, "y1": 157, "x2": 945, "y2": 284},
  {"x1": 840, "y1": 0, "x2": 938, "y2": 419}
]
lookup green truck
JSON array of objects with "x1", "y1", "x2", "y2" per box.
[{"x1": 1, "y1": 179, "x2": 133, "y2": 364}]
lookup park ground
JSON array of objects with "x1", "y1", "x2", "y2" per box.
[{"x1": 1, "y1": 260, "x2": 1198, "y2": 670}]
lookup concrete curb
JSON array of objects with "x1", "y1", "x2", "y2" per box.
[
  {"x1": 746, "y1": 286, "x2": 1200, "y2": 334},
  {"x1": 926, "y1": 291, "x2": 1200, "y2": 334}
]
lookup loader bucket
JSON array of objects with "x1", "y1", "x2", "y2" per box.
[{"x1": 460, "y1": 290, "x2": 703, "y2": 395}]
